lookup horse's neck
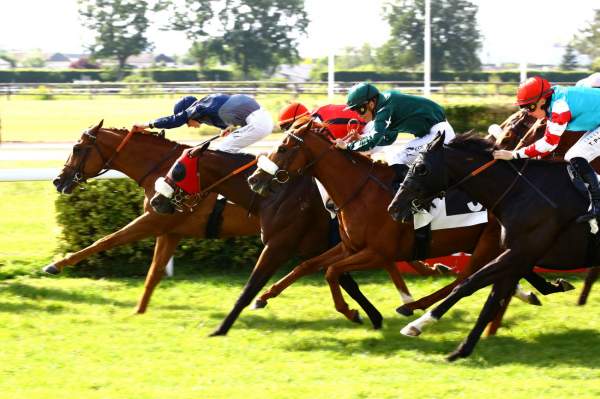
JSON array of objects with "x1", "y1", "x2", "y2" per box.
[
  {"x1": 310, "y1": 139, "x2": 387, "y2": 208},
  {"x1": 101, "y1": 131, "x2": 181, "y2": 189}
]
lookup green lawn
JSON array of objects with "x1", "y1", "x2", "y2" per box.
[
  {"x1": 0, "y1": 94, "x2": 512, "y2": 142},
  {"x1": 0, "y1": 182, "x2": 599, "y2": 398}
]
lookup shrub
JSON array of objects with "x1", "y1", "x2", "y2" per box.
[{"x1": 54, "y1": 179, "x2": 262, "y2": 277}]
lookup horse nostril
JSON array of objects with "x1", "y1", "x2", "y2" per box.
[
  {"x1": 248, "y1": 175, "x2": 257, "y2": 186},
  {"x1": 53, "y1": 178, "x2": 61, "y2": 188}
]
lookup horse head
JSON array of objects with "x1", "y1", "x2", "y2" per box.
[
  {"x1": 388, "y1": 132, "x2": 448, "y2": 222},
  {"x1": 495, "y1": 110, "x2": 539, "y2": 150},
  {"x1": 248, "y1": 119, "x2": 327, "y2": 196},
  {"x1": 53, "y1": 120, "x2": 107, "y2": 194}
]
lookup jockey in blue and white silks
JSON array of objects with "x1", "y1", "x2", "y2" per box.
[{"x1": 133, "y1": 94, "x2": 273, "y2": 153}]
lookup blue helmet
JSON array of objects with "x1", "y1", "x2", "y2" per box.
[{"x1": 173, "y1": 96, "x2": 197, "y2": 114}]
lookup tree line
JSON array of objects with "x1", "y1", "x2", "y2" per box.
[{"x1": 72, "y1": 0, "x2": 600, "y2": 79}]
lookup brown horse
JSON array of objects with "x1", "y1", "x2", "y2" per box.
[
  {"x1": 48, "y1": 121, "x2": 261, "y2": 313},
  {"x1": 246, "y1": 120, "x2": 567, "y2": 324},
  {"x1": 50, "y1": 122, "x2": 385, "y2": 327}
]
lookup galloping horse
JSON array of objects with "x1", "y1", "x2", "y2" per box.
[
  {"x1": 149, "y1": 143, "x2": 391, "y2": 334},
  {"x1": 389, "y1": 133, "x2": 600, "y2": 360},
  {"x1": 49, "y1": 120, "x2": 261, "y2": 313},
  {"x1": 51, "y1": 121, "x2": 380, "y2": 326},
  {"x1": 498, "y1": 115, "x2": 600, "y2": 306},
  {"x1": 246, "y1": 120, "x2": 566, "y2": 325}
]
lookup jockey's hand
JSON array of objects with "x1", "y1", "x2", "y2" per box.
[
  {"x1": 342, "y1": 131, "x2": 361, "y2": 142},
  {"x1": 493, "y1": 150, "x2": 515, "y2": 160},
  {"x1": 220, "y1": 126, "x2": 235, "y2": 137},
  {"x1": 334, "y1": 138, "x2": 348, "y2": 150},
  {"x1": 131, "y1": 124, "x2": 148, "y2": 133}
]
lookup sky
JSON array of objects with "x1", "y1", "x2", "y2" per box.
[{"x1": 0, "y1": 0, "x2": 598, "y2": 65}]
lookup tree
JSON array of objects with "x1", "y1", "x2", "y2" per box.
[
  {"x1": 0, "y1": 51, "x2": 16, "y2": 68},
  {"x1": 380, "y1": 0, "x2": 482, "y2": 72},
  {"x1": 560, "y1": 44, "x2": 579, "y2": 70},
  {"x1": 573, "y1": 9, "x2": 600, "y2": 61},
  {"x1": 78, "y1": 0, "x2": 154, "y2": 76},
  {"x1": 169, "y1": 0, "x2": 309, "y2": 78}
]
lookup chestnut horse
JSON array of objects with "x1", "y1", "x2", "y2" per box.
[
  {"x1": 246, "y1": 120, "x2": 567, "y2": 325},
  {"x1": 389, "y1": 132, "x2": 600, "y2": 360},
  {"x1": 49, "y1": 121, "x2": 376, "y2": 321}
]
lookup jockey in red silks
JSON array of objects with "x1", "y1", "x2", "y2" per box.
[
  {"x1": 278, "y1": 102, "x2": 366, "y2": 140},
  {"x1": 493, "y1": 76, "x2": 600, "y2": 222}
]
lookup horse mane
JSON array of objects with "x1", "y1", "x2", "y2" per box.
[
  {"x1": 100, "y1": 127, "x2": 181, "y2": 147},
  {"x1": 447, "y1": 132, "x2": 498, "y2": 153}
]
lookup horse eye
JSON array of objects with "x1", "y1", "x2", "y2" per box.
[
  {"x1": 277, "y1": 146, "x2": 287, "y2": 153},
  {"x1": 415, "y1": 164, "x2": 428, "y2": 176}
]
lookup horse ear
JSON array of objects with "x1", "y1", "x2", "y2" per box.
[
  {"x1": 189, "y1": 141, "x2": 211, "y2": 157},
  {"x1": 89, "y1": 119, "x2": 103, "y2": 133},
  {"x1": 427, "y1": 131, "x2": 445, "y2": 151}
]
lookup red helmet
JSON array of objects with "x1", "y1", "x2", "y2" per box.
[
  {"x1": 515, "y1": 76, "x2": 553, "y2": 106},
  {"x1": 278, "y1": 102, "x2": 310, "y2": 128}
]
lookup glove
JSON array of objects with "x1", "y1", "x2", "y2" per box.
[{"x1": 334, "y1": 138, "x2": 348, "y2": 150}]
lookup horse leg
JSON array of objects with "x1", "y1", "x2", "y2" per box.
[
  {"x1": 134, "y1": 234, "x2": 182, "y2": 314},
  {"x1": 256, "y1": 244, "x2": 385, "y2": 329},
  {"x1": 447, "y1": 277, "x2": 519, "y2": 361},
  {"x1": 323, "y1": 250, "x2": 389, "y2": 324},
  {"x1": 43, "y1": 212, "x2": 160, "y2": 274},
  {"x1": 578, "y1": 267, "x2": 599, "y2": 305},
  {"x1": 209, "y1": 237, "x2": 298, "y2": 336},
  {"x1": 484, "y1": 295, "x2": 512, "y2": 336},
  {"x1": 385, "y1": 263, "x2": 415, "y2": 306},
  {"x1": 397, "y1": 220, "x2": 501, "y2": 316},
  {"x1": 523, "y1": 272, "x2": 575, "y2": 296},
  {"x1": 254, "y1": 243, "x2": 346, "y2": 307},
  {"x1": 401, "y1": 249, "x2": 532, "y2": 337},
  {"x1": 406, "y1": 260, "x2": 450, "y2": 276}
]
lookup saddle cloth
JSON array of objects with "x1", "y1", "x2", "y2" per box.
[{"x1": 414, "y1": 189, "x2": 487, "y2": 230}]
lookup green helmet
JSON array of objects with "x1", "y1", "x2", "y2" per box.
[{"x1": 345, "y1": 82, "x2": 380, "y2": 110}]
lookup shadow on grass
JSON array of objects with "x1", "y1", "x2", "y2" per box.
[{"x1": 0, "y1": 282, "x2": 133, "y2": 311}]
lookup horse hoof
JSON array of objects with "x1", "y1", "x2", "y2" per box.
[
  {"x1": 208, "y1": 329, "x2": 227, "y2": 337},
  {"x1": 434, "y1": 263, "x2": 453, "y2": 275},
  {"x1": 396, "y1": 305, "x2": 414, "y2": 317},
  {"x1": 400, "y1": 324, "x2": 421, "y2": 337},
  {"x1": 43, "y1": 264, "x2": 61, "y2": 275},
  {"x1": 528, "y1": 293, "x2": 542, "y2": 306},
  {"x1": 252, "y1": 299, "x2": 268, "y2": 309},
  {"x1": 556, "y1": 279, "x2": 575, "y2": 292},
  {"x1": 446, "y1": 344, "x2": 471, "y2": 362},
  {"x1": 371, "y1": 315, "x2": 383, "y2": 330},
  {"x1": 350, "y1": 310, "x2": 363, "y2": 324}
]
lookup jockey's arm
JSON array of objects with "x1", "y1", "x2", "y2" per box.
[
  {"x1": 513, "y1": 100, "x2": 571, "y2": 159},
  {"x1": 347, "y1": 108, "x2": 398, "y2": 151}
]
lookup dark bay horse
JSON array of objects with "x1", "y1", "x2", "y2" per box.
[
  {"x1": 48, "y1": 121, "x2": 261, "y2": 313},
  {"x1": 499, "y1": 115, "x2": 600, "y2": 306},
  {"x1": 51, "y1": 121, "x2": 380, "y2": 327},
  {"x1": 389, "y1": 133, "x2": 599, "y2": 360},
  {"x1": 149, "y1": 144, "x2": 389, "y2": 334},
  {"x1": 246, "y1": 120, "x2": 564, "y2": 324}
]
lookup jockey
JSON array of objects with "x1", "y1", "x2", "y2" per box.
[
  {"x1": 335, "y1": 82, "x2": 456, "y2": 166},
  {"x1": 493, "y1": 76, "x2": 600, "y2": 221},
  {"x1": 278, "y1": 102, "x2": 366, "y2": 140},
  {"x1": 576, "y1": 72, "x2": 600, "y2": 88},
  {"x1": 132, "y1": 94, "x2": 273, "y2": 153}
]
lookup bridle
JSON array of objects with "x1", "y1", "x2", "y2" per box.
[
  {"x1": 64, "y1": 128, "x2": 180, "y2": 187},
  {"x1": 258, "y1": 124, "x2": 392, "y2": 212}
]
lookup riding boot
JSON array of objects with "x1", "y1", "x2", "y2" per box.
[
  {"x1": 391, "y1": 163, "x2": 409, "y2": 193},
  {"x1": 570, "y1": 157, "x2": 600, "y2": 222}
]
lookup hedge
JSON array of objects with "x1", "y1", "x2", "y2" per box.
[
  {"x1": 0, "y1": 68, "x2": 232, "y2": 83},
  {"x1": 323, "y1": 70, "x2": 592, "y2": 83},
  {"x1": 55, "y1": 179, "x2": 262, "y2": 277}
]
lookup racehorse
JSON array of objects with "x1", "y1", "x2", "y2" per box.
[
  {"x1": 498, "y1": 115, "x2": 600, "y2": 307},
  {"x1": 388, "y1": 132, "x2": 600, "y2": 360},
  {"x1": 148, "y1": 140, "x2": 397, "y2": 334},
  {"x1": 49, "y1": 121, "x2": 375, "y2": 320},
  {"x1": 246, "y1": 119, "x2": 567, "y2": 325}
]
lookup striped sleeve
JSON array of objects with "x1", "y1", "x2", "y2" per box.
[{"x1": 514, "y1": 99, "x2": 571, "y2": 159}]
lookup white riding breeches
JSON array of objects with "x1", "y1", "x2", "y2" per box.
[
  {"x1": 386, "y1": 120, "x2": 456, "y2": 165},
  {"x1": 315, "y1": 178, "x2": 337, "y2": 219},
  {"x1": 565, "y1": 125, "x2": 600, "y2": 162},
  {"x1": 213, "y1": 108, "x2": 273, "y2": 153}
]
